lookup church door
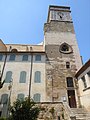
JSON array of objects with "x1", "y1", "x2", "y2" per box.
[{"x1": 67, "y1": 90, "x2": 77, "y2": 108}]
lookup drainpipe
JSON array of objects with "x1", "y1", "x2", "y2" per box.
[{"x1": 28, "y1": 52, "x2": 33, "y2": 102}]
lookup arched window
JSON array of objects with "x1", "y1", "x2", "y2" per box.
[
  {"x1": 5, "y1": 71, "x2": 12, "y2": 83},
  {"x1": 66, "y1": 62, "x2": 70, "y2": 69},
  {"x1": 1, "y1": 94, "x2": 8, "y2": 117},
  {"x1": 1, "y1": 94, "x2": 8, "y2": 104},
  {"x1": 33, "y1": 93, "x2": 41, "y2": 102},
  {"x1": 60, "y1": 43, "x2": 73, "y2": 54},
  {"x1": 17, "y1": 93, "x2": 24, "y2": 101},
  {"x1": 61, "y1": 44, "x2": 69, "y2": 51},
  {"x1": 19, "y1": 71, "x2": 26, "y2": 83},
  {"x1": 34, "y1": 71, "x2": 41, "y2": 83},
  {"x1": 9, "y1": 54, "x2": 16, "y2": 61},
  {"x1": 66, "y1": 77, "x2": 74, "y2": 87}
]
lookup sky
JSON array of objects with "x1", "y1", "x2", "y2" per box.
[{"x1": 0, "y1": 0, "x2": 90, "y2": 63}]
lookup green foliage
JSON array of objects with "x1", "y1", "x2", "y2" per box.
[
  {"x1": 8, "y1": 97, "x2": 40, "y2": 120},
  {"x1": 0, "y1": 118, "x2": 7, "y2": 120}
]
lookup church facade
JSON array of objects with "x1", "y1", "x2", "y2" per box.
[{"x1": 0, "y1": 5, "x2": 89, "y2": 119}]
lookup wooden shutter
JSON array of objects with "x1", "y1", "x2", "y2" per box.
[
  {"x1": 17, "y1": 94, "x2": 24, "y2": 101},
  {"x1": 19, "y1": 71, "x2": 26, "y2": 83},
  {"x1": 33, "y1": 93, "x2": 41, "y2": 102},
  {"x1": 34, "y1": 71, "x2": 41, "y2": 83},
  {"x1": 5, "y1": 71, "x2": 12, "y2": 83}
]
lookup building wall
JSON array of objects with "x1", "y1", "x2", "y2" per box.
[
  {"x1": 77, "y1": 66, "x2": 90, "y2": 111},
  {"x1": 44, "y1": 6, "x2": 82, "y2": 107},
  {"x1": 0, "y1": 53, "x2": 46, "y2": 105}
]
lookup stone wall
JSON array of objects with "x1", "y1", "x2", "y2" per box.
[
  {"x1": 37, "y1": 102, "x2": 69, "y2": 120},
  {"x1": 45, "y1": 45, "x2": 78, "y2": 105}
]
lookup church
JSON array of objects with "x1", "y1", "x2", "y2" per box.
[{"x1": 0, "y1": 5, "x2": 90, "y2": 120}]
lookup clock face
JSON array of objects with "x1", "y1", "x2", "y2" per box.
[{"x1": 57, "y1": 12, "x2": 64, "y2": 20}]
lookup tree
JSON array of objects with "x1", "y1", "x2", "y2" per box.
[{"x1": 8, "y1": 97, "x2": 40, "y2": 120}]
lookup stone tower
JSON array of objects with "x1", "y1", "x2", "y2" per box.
[{"x1": 44, "y1": 5, "x2": 82, "y2": 108}]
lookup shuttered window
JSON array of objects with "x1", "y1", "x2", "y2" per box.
[
  {"x1": 17, "y1": 94, "x2": 24, "y2": 101},
  {"x1": 35, "y1": 55, "x2": 41, "y2": 61},
  {"x1": 1, "y1": 94, "x2": 8, "y2": 104},
  {"x1": 34, "y1": 71, "x2": 41, "y2": 83},
  {"x1": 5, "y1": 71, "x2": 12, "y2": 83},
  {"x1": 9, "y1": 54, "x2": 15, "y2": 61},
  {"x1": 33, "y1": 93, "x2": 41, "y2": 102},
  {"x1": 81, "y1": 76, "x2": 87, "y2": 88},
  {"x1": 19, "y1": 71, "x2": 26, "y2": 83},
  {"x1": 0, "y1": 54, "x2": 3, "y2": 61},
  {"x1": 22, "y1": 55, "x2": 28, "y2": 61}
]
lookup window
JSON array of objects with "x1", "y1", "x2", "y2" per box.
[
  {"x1": 61, "y1": 44, "x2": 69, "y2": 51},
  {"x1": 19, "y1": 71, "x2": 26, "y2": 83},
  {"x1": 35, "y1": 55, "x2": 41, "y2": 61},
  {"x1": 87, "y1": 72, "x2": 90, "y2": 78},
  {"x1": 33, "y1": 93, "x2": 41, "y2": 102},
  {"x1": 0, "y1": 54, "x2": 3, "y2": 61},
  {"x1": 5, "y1": 71, "x2": 12, "y2": 83},
  {"x1": 1, "y1": 94, "x2": 8, "y2": 104},
  {"x1": 34, "y1": 71, "x2": 41, "y2": 83},
  {"x1": 66, "y1": 77, "x2": 74, "y2": 87},
  {"x1": 22, "y1": 55, "x2": 28, "y2": 61},
  {"x1": 17, "y1": 94, "x2": 24, "y2": 101},
  {"x1": 9, "y1": 54, "x2": 15, "y2": 61},
  {"x1": 81, "y1": 76, "x2": 87, "y2": 88},
  {"x1": 60, "y1": 43, "x2": 73, "y2": 54},
  {"x1": 66, "y1": 62, "x2": 70, "y2": 69},
  {"x1": 1, "y1": 94, "x2": 8, "y2": 117}
]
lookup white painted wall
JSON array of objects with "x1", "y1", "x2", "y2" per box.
[{"x1": 0, "y1": 54, "x2": 46, "y2": 105}]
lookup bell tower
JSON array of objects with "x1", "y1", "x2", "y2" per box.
[
  {"x1": 44, "y1": 5, "x2": 82, "y2": 107},
  {"x1": 47, "y1": 5, "x2": 72, "y2": 22}
]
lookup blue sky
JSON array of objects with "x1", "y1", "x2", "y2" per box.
[{"x1": 0, "y1": 0, "x2": 90, "y2": 63}]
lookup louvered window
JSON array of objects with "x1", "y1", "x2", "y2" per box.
[
  {"x1": 9, "y1": 54, "x2": 15, "y2": 61},
  {"x1": 17, "y1": 94, "x2": 24, "y2": 101},
  {"x1": 35, "y1": 55, "x2": 41, "y2": 61},
  {"x1": 34, "y1": 71, "x2": 41, "y2": 83},
  {"x1": 33, "y1": 93, "x2": 41, "y2": 102},
  {"x1": 5, "y1": 71, "x2": 12, "y2": 83},
  {"x1": 22, "y1": 55, "x2": 28, "y2": 61},
  {"x1": 19, "y1": 71, "x2": 26, "y2": 83},
  {"x1": 1, "y1": 94, "x2": 8, "y2": 104}
]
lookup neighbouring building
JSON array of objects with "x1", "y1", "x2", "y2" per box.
[
  {"x1": 0, "y1": 5, "x2": 90, "y2": 119},
  {"x1": 75, "y1": 59, "x2": 90, "y2": 111}
]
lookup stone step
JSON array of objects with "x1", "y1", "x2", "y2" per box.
[
  {"x1": 71, "y1": 108, "x2": 87, "y2": 113},
  {"x1": 70, "y1": 108, "x2": 90, "y2": 120},
  {"x1": 76, "y1": 118, "x2": 90, "y2": 120}
]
